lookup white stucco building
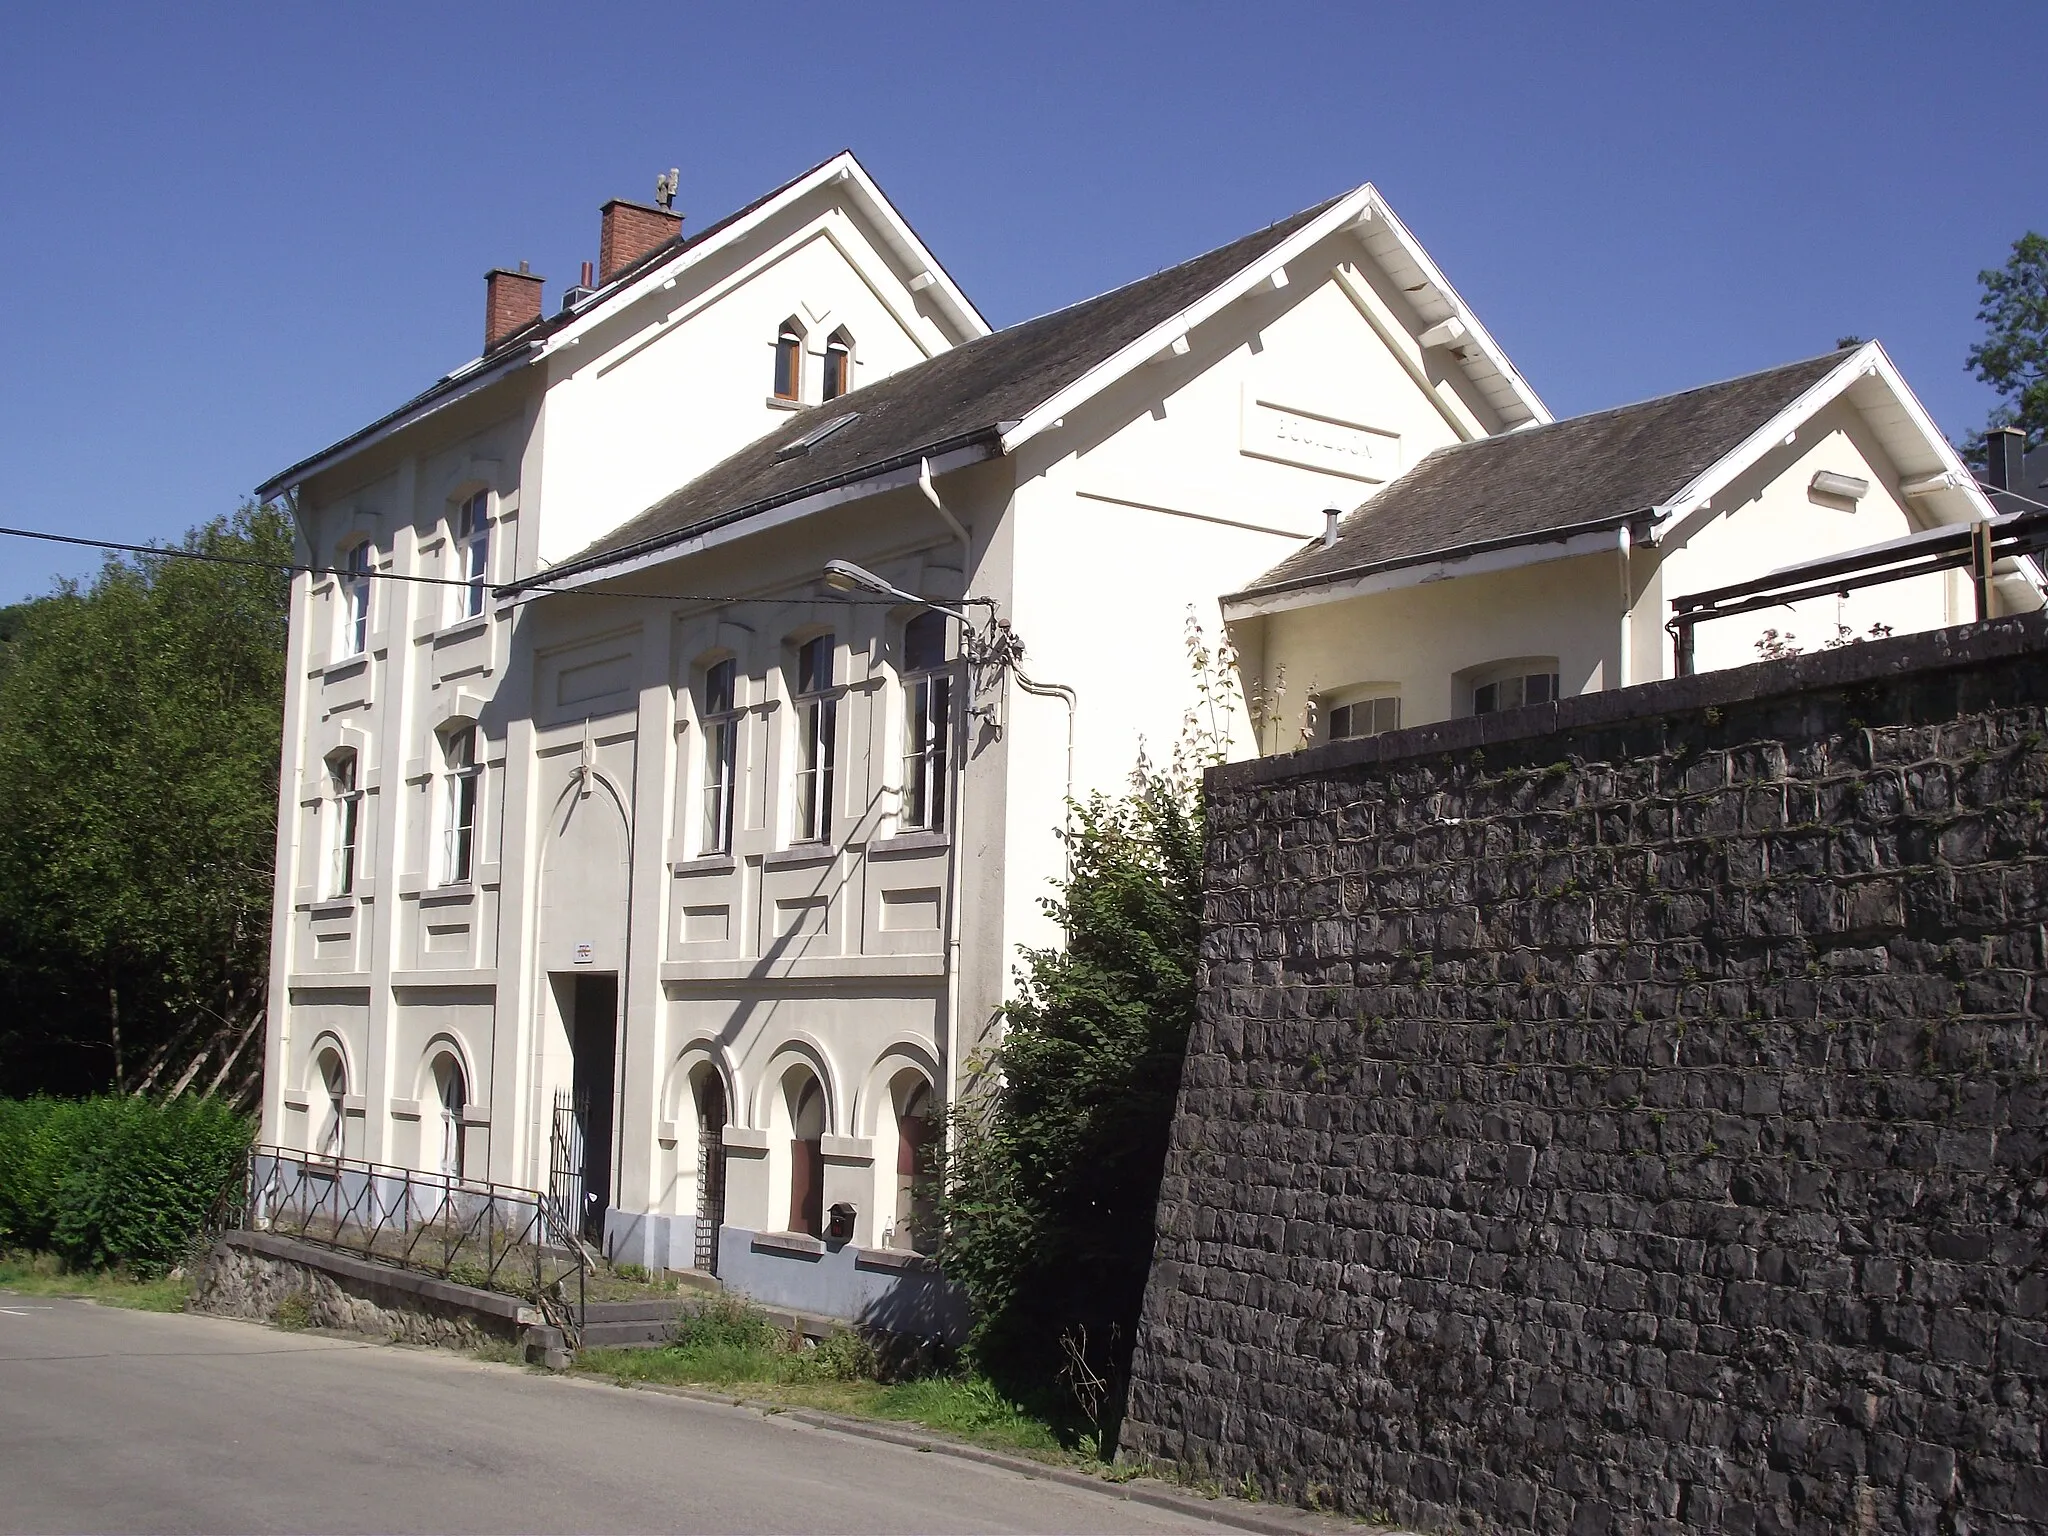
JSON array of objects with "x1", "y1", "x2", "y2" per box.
[{"x1": 256, "y1": 153, "x2": 1560, "y2": 1324}]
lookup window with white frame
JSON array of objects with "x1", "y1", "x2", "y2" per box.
[
  {"x1": 1326, "y1": 692, "x2": 1400, "y2": 743},
  {"x1": 821, "y1": 329, "x2": 853, "y2": 402},
  {"x1": 700, "y1": 658, "x2": 738, "y2": 855},
  {"x1": 773, "y1": 320, "x2": 804, "y2": 401},
  {"x1": 327, "y1": 750, "x2": 362, "y2": 897},
  {"x1": 340, "y1": 541, "x2": 373, "y2": 657},
  {"x1": 454, "y1": 491, "x2": 490, "y2": 620},
  {"x1": 440, "y1": 724, "x2": 481, "y2": 884},
  {"x1": 900, "y1": 611, "x2": 951, "y2": 832},
  {"x1": 792, "y1": 635, "x2": 836, "y2": 843},
  {"x1": 315, "y1": 1048, "x2": 348, "y2": 1160},
  {"x1": 432, "y1": 1053, "x2": 467, "y2": 1181},
  {"x1": 1470, "y1": 663, "x2": 1560, "y2": 716}
]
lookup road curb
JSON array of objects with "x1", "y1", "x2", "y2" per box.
[{"x1": 596, "y1": 1376, "x2": 1404, "y2": 1536}]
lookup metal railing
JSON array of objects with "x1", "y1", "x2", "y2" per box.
[
  {"x1": 241, "y1": 1145, "x2": 586, "y2": 1341},
  {"x1": 1669, "y1": 505, "x2": 2048, "y2": 676}
]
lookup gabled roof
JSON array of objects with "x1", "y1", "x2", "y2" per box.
[
  {"x1": 534, "y1": 181, "x2": 1552, "y2": 591},
  {"x1": 532, "y1": 201, "x2": 1341, "y2": 586},
  {"x1": 255, "y1": 152, "x2": 985, "y2": 500},
  {"x1": 1226, "y1": 342, "x2": 2000, "y2": 615}
]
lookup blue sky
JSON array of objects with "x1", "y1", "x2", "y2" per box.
[{"x1": 3, "y1": 1, "x2": 2043, "y2": 604}]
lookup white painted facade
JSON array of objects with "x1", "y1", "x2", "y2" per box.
[
  {"x1": 1229, "y1": 344, "x2": 2044, "y2": 750},
  {"x1": 258, "y1": 159, "x2": 1546, "y2": 1322}
]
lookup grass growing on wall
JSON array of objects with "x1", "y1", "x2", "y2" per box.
[{"x1": 0, "y1": 1095, "x2": 251, "y2": 1275}]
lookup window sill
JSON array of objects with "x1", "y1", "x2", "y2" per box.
[
  {"x1": 763, "y1": 845, "x2": 835, "y2": 871},
  {"x1": 307, "y1": 897, "x2": 357, "y2": 919},
  {"x1": 869, "y1": 829, "x2": 949, "y2": 858},
  {"x1": 764, "y1": 395, "x2": 805, "y2": 412},
  {"x1": 420, "y1": 882, "x2": 476, "y2": 906},
  {"x1": 316, "y1": 654, "x2": 370, "y2": 682},
  {"x1": 751, "y1": 1230, "x2": 824, "y2": 1260},
  {"x1": 429, "y1": 614, "x2": 488, "y2": 645},
  {"x1": 671, "y1": 853, "x2": 737, "y2": 877}
]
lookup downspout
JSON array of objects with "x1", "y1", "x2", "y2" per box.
[
  {"x1": 1616, "y1": 524, "x2": 1633, "y2": 690},
  {"x1": 917, "y1": 460, "x2": 974, "y2": 1144}
]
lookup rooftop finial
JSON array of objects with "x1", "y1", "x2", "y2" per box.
[{"x1": 654, "y1": 168, "x2": 680, "y2": 212}]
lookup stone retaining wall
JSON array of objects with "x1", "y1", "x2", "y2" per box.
[
  {"x1": 1122, "y1": 617, "x2": 2048, "y2": 1535},
  {"x1": 192, "y1": 1230, "x2": 533, "y2": 1350}
]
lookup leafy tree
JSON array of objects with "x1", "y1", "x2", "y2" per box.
[
  {"x1": 1966, "y1": 231, "x2": 2048, "y2": 449},
  {"x1": 0, "y1": 504, "x2": 290, "y2": 1099},
  {"x1": 939, "y1": 614, "x2": 1234, "y2": 1448}
]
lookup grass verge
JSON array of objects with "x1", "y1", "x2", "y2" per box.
[
  {"x1": 572, "y1": 1294, "x2": 1066, "y2": 1461},
  {"x1": 0, "y1": 1250, "x2": 191, "y2": 1312}
]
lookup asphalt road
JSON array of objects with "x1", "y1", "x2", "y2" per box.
[{"x1": 0, "y1": 1296, "x2": 1231, "y2": 1535}]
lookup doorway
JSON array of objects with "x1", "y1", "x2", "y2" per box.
[{"x1": 551, "y1": 973, "x2": 617, "y2": 1245}]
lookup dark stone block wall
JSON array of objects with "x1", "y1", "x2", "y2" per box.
[{"x1": 1122, "y1": 617, "x2": 2048, "y2": 1535}]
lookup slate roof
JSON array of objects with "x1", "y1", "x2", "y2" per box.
[
  {"x1": 1236, "y1": 348, "x2": 1856, "y2": 600},
  {"x1": 542, "y1": 198, "x2": 1343, "y2": 582}
]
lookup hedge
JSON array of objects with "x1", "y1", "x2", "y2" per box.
[{"x1": 0, "y1": 1096, "x2": 252, "y2": 1274}]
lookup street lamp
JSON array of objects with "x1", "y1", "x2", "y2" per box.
[{"x1": 821, "y1": 558, "x2": 976, "y2": 621}]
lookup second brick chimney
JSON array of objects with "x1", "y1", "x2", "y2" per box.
[
  {"x1": 599, "y1": 199, "x2": 682, "y2": 284},
  {"x1": 484, "y1": 262, "x2": 544, "y2": 350}
]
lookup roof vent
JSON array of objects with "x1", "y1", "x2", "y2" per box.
[
  {"x1": 560, "y1": 261, "x2": 596, "y2": 313},
  {"x1": 775, "y1": 412, "x2": 860, "y2": 461},
  {"x1": 1323, "y1": 508, "x2": 1342, "y2": 548}
]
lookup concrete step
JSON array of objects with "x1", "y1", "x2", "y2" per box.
[{"x1": 578, "y1": 1318, "x2": 674, "y2": 1348}]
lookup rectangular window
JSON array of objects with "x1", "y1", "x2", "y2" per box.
[
  {"x1": 443, "y1": 727, "x2": 480, "y2": 884},
  {"x1": 900, "y1": 612, "x2": 951, "y2": 831},
  {"x1": 342, "y1": 543, "x2": 373, "y2": 656},
  {"x1": 455, "y1": 492, "x2": 489, "y2": 620},
  {"x1": 793, "y1": 636, "x2": 836, "y2": 843},
  {"x1": 1473, "y1": 671, "x2": 1560, "y2": 715},
  {"x1": 329, "y1": 755, "x2": 361, "y2": 897},
  {"x1": 700, "y1": 659, "x2": 737, "y2": 855},
  {"x1": 1329, "y1": 695, "x2": 1400, "y2": 741}
]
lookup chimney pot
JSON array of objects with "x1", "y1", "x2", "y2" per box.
[
  {"x1": 484, "y1": 265, "x2": 545, "y2": 351},
  {"x1": 598, "y1": 197, "x2": 683, "y2": 285}
]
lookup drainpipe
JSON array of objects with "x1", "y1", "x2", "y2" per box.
[
  {"x1": 916, "y1": 460, "x2": 974, "y2": 1148},
  {"x1": 1616, "y1": 524, "x2": 1633, "y2": 690}
]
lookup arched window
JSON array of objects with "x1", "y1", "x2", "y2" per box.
[
  {"x1": 693, "y1": 1069, "x2": 728, "y2": 1273},
  {"x1": 440, "y1": 723, "x2": 481, "y2": 884},
  {"x1": 699, "y1": 658, "x2": 738, "y2": 856},
  {"x1": 773, "y1": 321, "x2": 804, "y2": 401},
  {"x1": 785, "y1": 1070, "x2": 826, "y2": 1237},
  {"x1": 890, "y1": 1075, "x2": 938, "y2": 1253},
  {"x1": 1470, "y1": 661, "x2": 1560, "y2": 716},
  {"x1": 327, "y1": 750, "x2": 362, "y2": 897},
  {"x1": 340, "y1": 541, "x2": 374, "y2": 657},
  {"x1": 314, "y1": 1048, "x2": 347, "y2": 1160},
  {"x1": 454, "y1": 492, "x2": 490, "y2": 621},
  {"x1": 432, "y1": 1053, "x2": 467, "y2": 1180},
  {"x1": 791, "y1": 635, "x2": 837, "y2": 843},
  {"x1": 900, "y1": 611, "x2": 951, "y2": 832},
  {"x1": 821, "y1": 330, "x2": 852, "y2": 402}
]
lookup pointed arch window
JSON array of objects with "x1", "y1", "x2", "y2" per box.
[
  {"x1": 773, "y1": 322, "x2": 804, "y2": 401},
  {"x1": 700, "y1": 658, "x2": 738, "y2": 855},
  {"x1": 901, "y1": 611, "x2": 951, "y2": 832},
  {"x1": 440, "y1": 724, "x2": 481, "y2": 884},
  {"x1": 340, "y1": 541, "x2": 373, "y2": 657},
  {"x1": 327, "y1": 750, "x2": 362, "y2": 897},
  {"x1": 821, "y1": 330, "x2": 852, "y2": 402},
  {"x1": 454, "y1": 491, "x2": 490, "y2": 620}
]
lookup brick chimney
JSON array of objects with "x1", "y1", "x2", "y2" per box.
[
  {"x1": 484, "y1": 262, "x2": 544, "y2": 350},
  {"x1": 599, "y1": 199, "x2": 682, "y2": 284}
]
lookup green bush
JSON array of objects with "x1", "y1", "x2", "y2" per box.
[
  {"x1": 0, "y1": 1095, "x2": 251, "y2": 1274},
  {"x1": 666, "y1": 1291, "x2": 788, "y2": 1354}
]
